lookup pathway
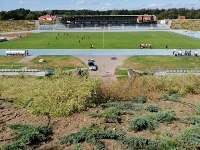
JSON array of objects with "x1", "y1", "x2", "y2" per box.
[
  {"x1": 77, "y1": 56, "x2": 128, "y2": 81},
  {"x1": 17, "y1": 55, "x2": 37, "y2": 63}
]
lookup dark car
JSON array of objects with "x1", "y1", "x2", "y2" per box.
[{"x1": 88, "y1": 59, "x2": 98, "y2": 71}]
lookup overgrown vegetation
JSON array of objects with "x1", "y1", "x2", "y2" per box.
[
  {"x1": 0, "y1": 123, "x2": 50, "y2": 150},
  {"x1": 0, "y1": 75, "x2": 100, "y2": 116},
  {"x1": 0, "y1": 20, "x2": 35, "y2": 31},
  {"x1": 105, "y1": 74, "x2": 200, "y2": 101},
  {"x1": 163, "y1": 93, "x2": 180, "y2": 102},
  {"x1": 1, "y1": 72, "x2": 200, "y2": 149},
  {"x1": 171, "y1": 19, "x2": 200, "y2": 31}
]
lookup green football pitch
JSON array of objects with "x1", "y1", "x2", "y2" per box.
[{"x1": 0, "y1": 31, "x2": 200, "y2": 49}]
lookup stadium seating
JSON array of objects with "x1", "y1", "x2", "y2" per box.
[{"x1": 38, "y1": 23, "x2": 169, "y2": 30}]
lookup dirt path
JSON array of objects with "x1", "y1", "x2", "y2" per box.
[
  {"x1": 17, "y1": 55, "x2": 37, "y2": 64},
  {"x1": 77, "y1": 56, "x2": 128, "y2": 81}
]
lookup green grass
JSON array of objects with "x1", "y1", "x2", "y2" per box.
[
  {"x1": 0, "y1": 32, "x2": 200, "y2": 49},
  {"x1": 124, "y1": 56, "x2": 200, "y2": 70},
  {"x1": 116, "y1": 75, "x2": 129, "y2": 80},
  {"x1": 115, "y1": 68, "x2": 128, "y2": 75},
  {"x1": 0, "y1": 56, "x2": 24, "y2": 69},
  {"x1": 0, "y1": 55, "x2": 85, "y2": 69},
  {"x1": 28, "y1": 55, "x2": 85, "y2": 69}
]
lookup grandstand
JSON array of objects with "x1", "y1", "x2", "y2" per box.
[
  {"x1": 59, "y1": 15, "x2": 157, "y2": 28},
  {"x1": 37, "y1": 15, "x2": 171, "y2": 30}
]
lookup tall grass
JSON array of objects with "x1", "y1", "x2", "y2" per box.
[
  {"x1": 104, "y1": 74, "x2": 200, "y2": 101},
  {"x1": 0, "y1": 75, "x2": 100, "y2": 116},
  {"x1": 1, "y1": 74, "x2": 199, "y2": 116}
]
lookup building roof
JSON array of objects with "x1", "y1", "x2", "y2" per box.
[{"x1": 39, "y1": 14, "x2": 57, "y2": 20}]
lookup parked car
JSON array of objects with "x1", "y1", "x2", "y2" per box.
[{"x1": 88, "y1": 59, "x2": 98, "y2": 71}]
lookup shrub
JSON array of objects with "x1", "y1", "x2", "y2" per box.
[
  {"x1": 161, "y1": 129, "x2": 171, "y2": 138},
  {"x1": 197, "y1": 103, "x2": 200, "y2": 114},
  {"x1": 89, "y1": 108, "x2": 121, "y2": 123},
  {"x1": 183, "y1": 116, "x2": 200, "y2": 124},
  {"x1": 100, "y1": 102, "x2": 162, "y2": 114},
  {"x1": 130, "y1": 96, "x2": 147, "y2": 103},
  {"x1": 0, "y1": 98, "x2": 15, "y2": 103},
  {"x1": 163, "y1": 93, "x2": 180, "y2": 102},
  {"x1": 128, "y1": 115, "x2": 157, "y2": 131},
  {"x1": 145, "y1": 105, "x2": 162, "y2": 112},
  {"x1": 0, "y1": 76, "x2": 100, "y2": 116},
  {"x1": 155, "y1": 110, "x2": 176, "y2": 123},
  {"x1": 1, "y1": 124, "x2": 50, "y2": 150},
  {"x1": 100, "y1": 102, "x2": 144, "y2": 111},
  {"x1": 73, "y1": 143, "x2": 82, "y2": 150},
  {"x1": 128, "y1": 110, "x2": 176, "y2": 132},
  {"x1": 60, "y1": 124, "x2": 186, "y2": 150},
  {"x1": 175, "y1": 124, "x2": 200, "y2": 147},
  {"x1": 122, "y1": 136, "x2": 160, "y2": 149},
  {"x1": 59, "y1": 124, "x2": 125, "y2": 150}
]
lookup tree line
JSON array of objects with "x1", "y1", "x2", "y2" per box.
[{"x1": 0, "y1": 8, "x2": 200, "y2": 20}]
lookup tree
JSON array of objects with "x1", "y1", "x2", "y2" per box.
[
  {"x1": 26, "y1": 13, "x2": 37, "y2": 20},
  {"x1": 194, "y1": 11, "x2": 200, "y2": 19},
  {"x1": 111, "y1": 10, "x2": 119, "y2": 15}
]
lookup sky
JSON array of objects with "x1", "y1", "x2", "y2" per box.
[{"x1": 1, "y1": 0, "x2": 200, "y2": 11}]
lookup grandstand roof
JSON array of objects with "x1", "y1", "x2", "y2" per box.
[{"x1": 60, "y1": 15, "x2": 156, "y2": 17}]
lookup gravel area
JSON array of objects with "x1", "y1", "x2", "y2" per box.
[{"x1": 77, "y1": 55, "x2": 128, "y2": 81}]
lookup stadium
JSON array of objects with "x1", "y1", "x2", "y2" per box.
[
  {"x1": 39, "y1": 14, "x2": 166, "y2": 30},
  {"x1": 0, "y1": 14, "x2": 199, "y2": 49},
  {"x1": 1, "y1": 5, "x2": 200, "y2": 150}
]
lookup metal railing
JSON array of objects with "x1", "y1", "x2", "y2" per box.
[
  {"x1": 151, "y1": 69, "x2": 200, "y2": 76},
  {"x1": 0, "y1": 69, "x2": 54, "y2": 76}
]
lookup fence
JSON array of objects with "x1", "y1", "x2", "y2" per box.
[
  {"x1": 0, "y1": 69, "x2": 54, "y2": 76},
  {"x1": 151, "y1": 69, "x2": 200, "y2": 76}
]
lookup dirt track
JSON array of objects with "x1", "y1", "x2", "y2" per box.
[{"x1": 0, "y1": 32, "x2": 32, "y2": 37}]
